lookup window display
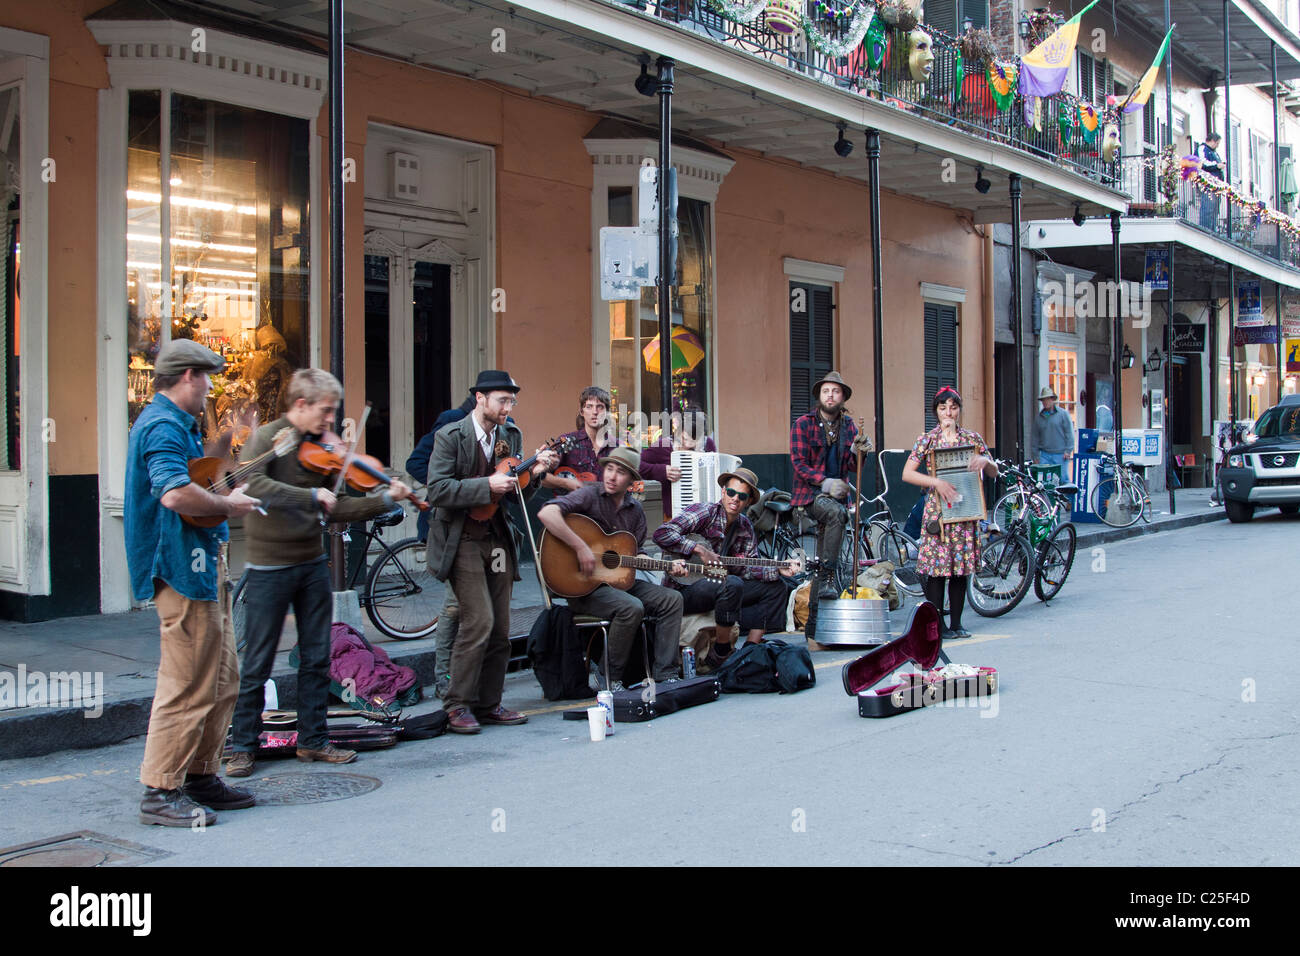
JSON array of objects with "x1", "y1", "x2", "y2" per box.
[{"x1": 125, "y1": 91, "x2": 310, "y2": 446}]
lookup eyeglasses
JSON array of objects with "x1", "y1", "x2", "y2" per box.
[
  {"x1": 723, "y1": 487, "x2": 752, "y2": 501},
  {"x1": 491, "y1": 396, "x2": 519, "y2": 407}
]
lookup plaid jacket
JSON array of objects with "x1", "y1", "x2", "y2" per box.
[
  {"x1": 652, "y1": 501, "x2": 778, "y2": 589},
  {"x1": 789, "y1": 411, "x2": 859, "y2": 506}
]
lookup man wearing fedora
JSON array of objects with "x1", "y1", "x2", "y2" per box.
[
  {"x1": 538, "y1": 446, "x2": 685, "y2": 692},
  {"x1": 653, "y1": 467, "x2": 795, "y2": 661},
  {"x1": 1035, "y1": 385, "x2": 1075, "y2": 469},
  {"x1": 425, "y1": 370, "x2": 559, "y2": 734},
  {"x1": 125, "y1": 339, "x2": 262, "y2": 826},
  {"x1": 790, "y1": 371, "x2": 871, "y2": 602}
]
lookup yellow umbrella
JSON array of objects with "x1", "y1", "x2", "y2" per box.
[{"x1": 642, "y1": 327, "x2": 705, "y2": 375}]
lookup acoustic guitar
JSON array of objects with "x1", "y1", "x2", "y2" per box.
[{"x1": 539, "y1": 513, "x2": 729, "y2": 597}]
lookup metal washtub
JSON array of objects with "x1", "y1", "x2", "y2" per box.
[{"x1": 814, "y1": 597, "x2": 891, "y2": 646}]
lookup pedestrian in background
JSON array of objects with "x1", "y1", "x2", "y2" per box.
[{"x1": 1034, "y1": 386, "x2": 1075, "y2": 471}]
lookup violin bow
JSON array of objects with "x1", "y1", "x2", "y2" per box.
[{"x1": 331, "y1": 402, "x2": 374, "y2": 499}]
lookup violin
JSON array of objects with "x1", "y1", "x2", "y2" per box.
[
  {"x1": 298, "y1": 431, "x2": 430, "y2": 512},
  {"x1": 467, "y1": 435, "x2": 573, "y2": 522},
  {"x1": 557, "y1": 466, "x2": 644, "y2": 495}
]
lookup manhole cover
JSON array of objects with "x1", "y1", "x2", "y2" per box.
[
  {"x1": 0, "y1": 831, "x2": 170, "y2": 867},
  {"x1": 244, "y1": 772, "x2": 381, "y2": 806}
]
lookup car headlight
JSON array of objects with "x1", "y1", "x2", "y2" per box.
[{"x1": 1227, "y1": 454, "x2": 1244, "y2": 468}]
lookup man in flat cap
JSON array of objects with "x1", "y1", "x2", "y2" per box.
[{"x1": 125, "y1": 339, "x2": 262, "y2": 827}]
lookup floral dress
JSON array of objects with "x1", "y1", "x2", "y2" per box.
[{"x1": 909, "y1": 426, "x2": 990, "y2": 578}]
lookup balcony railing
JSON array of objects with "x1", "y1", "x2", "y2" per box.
[
  {"x1": 617, "y1": 0, "x2": 1120, "y2": 187},
  {"x1": 1117, "y1": 155, "x2": 1300, "y2": 271}
]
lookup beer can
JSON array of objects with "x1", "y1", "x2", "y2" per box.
[
  {"x1": 596, "y1": 690, "x2": 615, "y2": 735},
  {"x1": 682, "y1": 646, "x2": 696, "y2": 679}
]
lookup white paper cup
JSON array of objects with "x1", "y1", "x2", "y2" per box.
[{"x1": 587, "y1": 706, "x2": 607, "y2": 742}]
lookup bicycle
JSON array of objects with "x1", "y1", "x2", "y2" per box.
[
  {"x1": 1090, "y1": 451, "x2": 1153, "y2": 528},
  {"x1": 231, "y1": 508, "x2": 438, "y2": 650},
  {"x1": 856, "y1": 449, "x2": 924, "y2": 600},
  {"x1": 968, "y1": 462, "x2": 1041, "y2": 617},
  {"x1": 991, "y1": 461, "x2": 1079, "y2": 603}
]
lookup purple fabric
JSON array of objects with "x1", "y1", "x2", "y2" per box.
[{"x1": 329, "y1": 623, "x2": 417, "y2": 705}]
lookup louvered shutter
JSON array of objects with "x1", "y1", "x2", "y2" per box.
[
  {"x1": 791, "y1": 282, "x2": 835, "y2": 424},
  {"x1": 961, "y1": 0, "x2": 988, "y2": 31},
  {"x1": 928, "y1": 0, "x2": 957, "y2": 33},
  {"x1": 924, "y1": 302, "x2": 958, "y2": 430},
  {"x1": 1078, "y1": 50, "x2": 1094, "y2": 102}
]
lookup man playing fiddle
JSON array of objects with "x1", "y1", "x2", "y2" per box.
[{"x1": 226, "y1": 369, "x2": 416, "y2": 777}]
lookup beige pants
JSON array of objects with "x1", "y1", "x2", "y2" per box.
[{"x1": 139, "y1": 561, "x2": 239, "y2": 790}]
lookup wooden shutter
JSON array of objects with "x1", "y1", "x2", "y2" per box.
[
  {"x1": 961, "y1": 0, "x2": 988, "y2": 31},
  {"x1": 790, "y1": 282, "x2": 834, "y2": 424},
  {"x1": 927, "y1": 0, "x2": 957, "y2": 34},
  {"x1": 924, "y1": 302, "x2": 958, "y2": 430}
]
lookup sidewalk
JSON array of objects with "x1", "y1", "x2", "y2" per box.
[{"x1": 1, "y1": 489, "x2": 1228, "y2": 760}]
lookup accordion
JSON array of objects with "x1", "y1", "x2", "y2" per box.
[
  {"x1": 670, "y1": 451, "x2": 743, "y2": 514},
  {"x1": 928, "y1": 445, "x2": 986, "y2": 525}
]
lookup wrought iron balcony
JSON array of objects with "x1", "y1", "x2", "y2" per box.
[
  {"x1": 1116, "y1": 155, "x2": 1300, "y2": 271},
  {"x1": 616, "y1": 0, "x2": 1120, "y2": 188}
]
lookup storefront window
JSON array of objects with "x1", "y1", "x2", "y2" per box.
[
  {"x1": 1048, "y1": 348, "x2": 1079, "y2": 426},
  {"x1": 0, "y1": 84, "x2": 19, "y2": 470},
  {"x1": 606, "y1": 185, "x2": 713, "y2": 446},
  {"x1": 126, "y1": 91, "x2": 310, "y2": 442}
]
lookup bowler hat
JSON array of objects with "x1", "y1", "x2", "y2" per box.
[
  {"x1": 596, "y1": 446, "x2": 642, "y2": 481},
  {"x1": 471, "y1": 369, "x2": 520, "y2": 394},
  {"x1": 812, "y1": 371, "x2": 852, "y2": 402},
  {"x1": 718, "y1": 466, "x2": 760, "y2": 501},
  {"x1": 154, "y1": 339, "x2": 226, "y2": 377},
  {"x1": 1038, "y1": 385, "x2": 1057, "y2": 400}
]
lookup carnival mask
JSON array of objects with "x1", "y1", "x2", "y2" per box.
[
  {"x1": 1101, "y1": 122, "x2": 1120, "y2": 163},
  {"x1": 908, "y1": 28, "x2": 934, "y2": 82}
]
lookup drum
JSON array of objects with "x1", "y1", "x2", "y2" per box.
[
  {"x1": 764, "y1": 0, "x2": 802, "y2": 35},
  {"x1": 814, "y1": 597, "x2": 891, "y2": 646}
]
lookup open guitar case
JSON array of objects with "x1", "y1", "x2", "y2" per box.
[{"x1": 841, "y1": 601, "x2": 999, "y2": 717}]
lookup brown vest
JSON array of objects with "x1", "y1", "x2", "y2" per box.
[{"x1": 462, "y1": 432, "x2": 509, "y2": 540}]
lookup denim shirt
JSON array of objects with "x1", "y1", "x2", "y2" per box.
[{"x1": 125, "y1": 394, "x2": 228, "y2": 602}]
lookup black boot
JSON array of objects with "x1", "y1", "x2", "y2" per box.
[{"x1": 183, "y1": 773, "x2": 256, "y2": 810}]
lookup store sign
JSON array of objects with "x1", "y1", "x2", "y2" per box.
[
  {"x1": 1238, "y1": 325, "x2": 1278, "y2": 345},
  {"x1": 1287, "y1": 338, "x2": 1300, "y2": 373},
  {"x1": 1143, "y1": 249, "x2": 1170, "y2": 290},
  {"x1": 1237, "y1": 279, "x2": 1265, "y2": 325},
  {"x1": 1172, "y1": 323, "x2": 1206, "y2": 353},
  {"x1": 1283, "y1": 296, "x2": 1300, "y2": 337}
]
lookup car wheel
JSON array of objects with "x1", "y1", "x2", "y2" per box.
[
  {"x1": 1278, "y1": 504, "x2": 1300, "y2": 516},
  {"x1": 1224, "y1": 499, "x2": 1255, "y2": 523}
]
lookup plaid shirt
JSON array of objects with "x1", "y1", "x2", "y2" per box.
[
  {"x1": 557, "y1": 428, "x2": 616, "y2": 479},
  {"x1": 789, "y1": 411, "x2": 859, "y2": 506},
  {"x1": 652, "y1": 501, "x2": 778, "y2": 589}
]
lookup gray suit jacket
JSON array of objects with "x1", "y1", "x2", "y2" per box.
[{"x1": 425, "y1": 414, "x2": 531, "y2": 582}]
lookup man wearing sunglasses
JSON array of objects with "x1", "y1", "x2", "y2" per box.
[{"x1": 653, "y1": 468, "x2": 794, "y2": 659}]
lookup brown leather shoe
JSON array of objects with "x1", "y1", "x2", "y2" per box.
[
  {"x1": 296, "y1": 742, "x2": 358, "y2": 764},
  {"x1": 475, "y1": 705, "x2": 528, "y2": 726},
  {"x1": 140, "y1": 788, "x2": 216, "y2": 828},
  {"x1": 446, "y1": 706, "x2": 482, "y2": 734},
  {"x1": 225, "y1": 751, "x2": 255, "y2": 778}
]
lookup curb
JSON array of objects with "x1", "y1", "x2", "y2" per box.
[
  {"x1": 0, "y1": 626, "x2": 540, "y2": 763},
  {"x1": 1074, "y1": 507, "x2": 1226, "y2": 547}
]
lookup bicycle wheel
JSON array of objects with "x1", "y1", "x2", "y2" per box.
[
  {"x1": 230, "y1": 571, "x2": 250, "y2": 654},
  {"x1": 761, "y1": 525, "x2": 813, "y2": 588},
  {"x1": 1091, "y1": 474, "x2": 1143, "y2": 528},
  {"x1": 969, "y1": 531, "x2": 1034, "y2": 617},
  {"x1": 834, "y1": 525, "x2": 871, "y2": 594},
  {"x1": 1133, "y1": 474, "x2": 1153, "y2": 522},
  {"x1": 364, "y1": 537, "x2": 439, "y2": 640},
  {"x1": 1033, "y1": 522, "x2": 1077, "y2": 602},
  {"x1": 868, "y1": 522, "x2": 924, "y2": 596}
]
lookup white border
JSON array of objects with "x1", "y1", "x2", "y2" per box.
[{"x1": 784, "y1": 257, "x2": 845, "y2": 285}]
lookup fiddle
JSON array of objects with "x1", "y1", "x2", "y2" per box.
[
  {"x1": 557, "y1": 466, "x2": 643, "y2": 495},
  {"x1": 467, "y1": 436, "x2": 573, "y2": 522},
  {"x1": 298, "y1": 431, "x2": 430, "y2": 512}
]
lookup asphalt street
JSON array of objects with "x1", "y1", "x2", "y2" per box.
[{"x1": 0, "y1": 514, "x2": 1295, "y2": 867}]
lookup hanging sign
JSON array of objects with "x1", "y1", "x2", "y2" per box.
[
  {"x1": 1172, "y1": 323, "x2": 1206, "y2": 353},
  {"x1": 1144, "y1": 249, "x2": 1170, "y2": 290},
  {"x1": 1237, "y1": 279, "x2": 1265, "y2": 326}
]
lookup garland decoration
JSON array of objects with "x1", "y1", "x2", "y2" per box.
[
  {"x1": 704, "y1": 0, "x2": 768, "y2": 23},
  {"x1": 800, "y1": 2, "x2": 875, "y2": 59}
]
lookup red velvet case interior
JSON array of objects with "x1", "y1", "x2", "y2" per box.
[{"x1": 841, "y1": 601, "x2": 943, "y2": 696}]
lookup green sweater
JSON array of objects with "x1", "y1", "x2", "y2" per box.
[{"x1": 239, "y1": 417, "x2": 395, "y2": 567}]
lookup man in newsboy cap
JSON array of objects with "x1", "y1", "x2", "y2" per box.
[{"x1": 125, "y1": 339, "x2": 262, "y2": 827}]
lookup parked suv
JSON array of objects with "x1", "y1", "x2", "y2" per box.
[{"x1": 1219, "y1": 394, "x2": 1300, "y2": 523}]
